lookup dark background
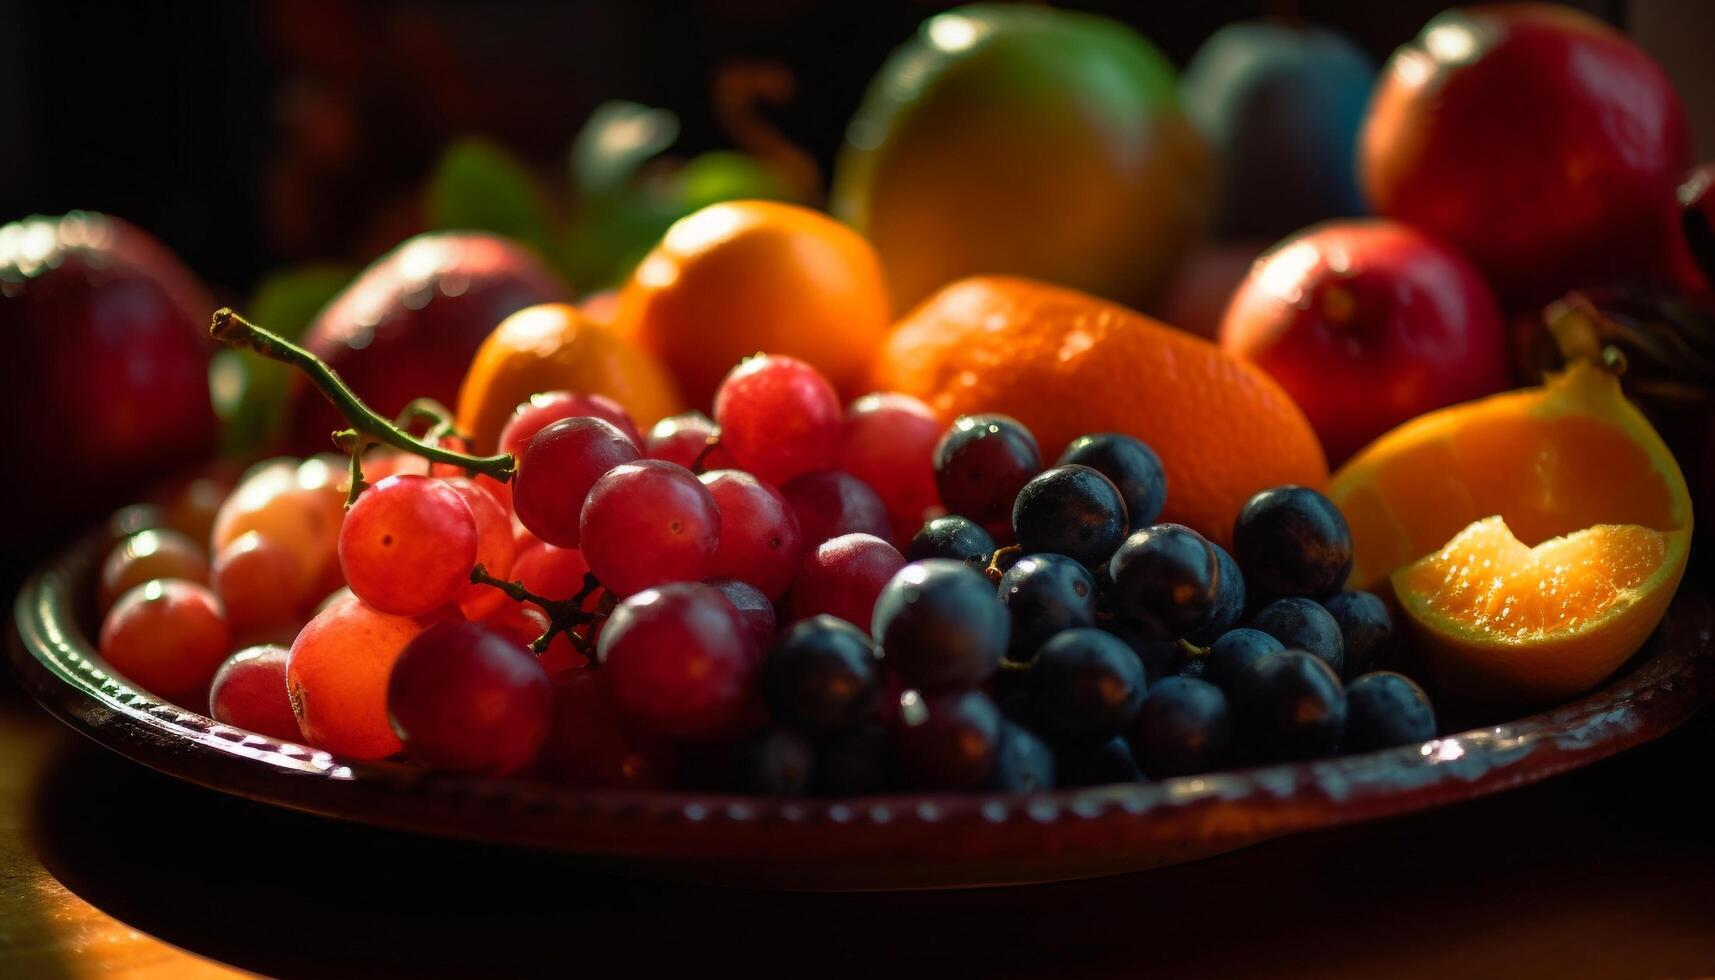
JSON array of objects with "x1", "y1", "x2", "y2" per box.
[{"x1": 6, "y1": 0, "x2": 1690, "y2": 304}]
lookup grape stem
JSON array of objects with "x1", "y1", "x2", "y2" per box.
[
  {"x1": 208, "y1": 308, "x2": 516, "y2": 484},
  {"x1": 690, "y1": 434, "x2": 722, "y2": 474},
  {"x1": 468, "y1": 563, "x2": 603, "y2": 655}
]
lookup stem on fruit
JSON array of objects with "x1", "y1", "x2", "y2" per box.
[
  {"x1": 208, "y1": 308, "x2": 515, "y2": 484},
  {"x1": 1176, "y1": 638, "x2": 1209, "y2": 660},
  {"x1": 469, "y1": 563, "x2": 603, "y2": 655},
  {"x1": 983, "y1": 545, "x2": 1022, "y2": 585},
  {"x1": 1542, "y1": 294, "x2": 1628, "y2": 377},
  {"x1": 690, "y1": 434, "x2": 722, "y2": 474}
]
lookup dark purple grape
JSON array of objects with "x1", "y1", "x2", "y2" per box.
[
  {"x1": 1011, "y1": 464, "x2": 1127, "y2": 568},
  {"x1": 1321, "y1": 590, "x2": 1393, "y2": 679},
  {"x1": 761, "y1": 615, "x2": 881, "y2": 736},
  {"x1": 933, "y1": 414, "x2": 1041, "y2": 527},
  {"x1": 1106, "y1": 523, "x2": 1220, "y2": 640},
  {"x1": 890, "y1": 689, "x2": 1002, "y2": 790},
  {"x1": 1343, "y1": 672, "x2": 1436, "y2": 752},
  {"x1": 906, "y1": 515, "x2": 996, "y2": 568},
  {"x1": 997, "y1": 553, "x2": 1097, "y2": 662},
  {"x1": 1054, "y1": 735, "x2": 1143, "y2": 787},
  {"x1": 989, "y1": 721, "x2": 1056, "y2": 792},
  {"x1": 1187, "y1": 543, "x2": 1246, "y2": 644},
  {"x1": 707, "y1": 577, "x2": 777, "y2": 660},
  {"x1": 387, "y1": 622, "x2": 552, "y2": 775},
  {"x1": 1233, "y1": 649, "x2": 1346, "y2": 761},
  {"x1": 1206, "y1": 628, "x2": 1284, "y2": 691},
  {"x1": 1027, "y1": 628, "x2": 1147, "y2": 744},
  {"x1": 743, "y1": 729, "x2": 816, "y2": 795},
  {"x1": 1232, "y1": 485, "x2": 1353, "y2": 598},
  {"x1": 1131, "y1": 676, "x2": 1232, "y2": 778},
  {"x1": 1056, "y1": 433, "x2": 1167, "y2": 531},
  {"x1": 871, "y1": 559, "x2": 1007, "y2": 690},
  {"x1": 1250, "y1": 597, "x2": 1345, "y2": 676}
]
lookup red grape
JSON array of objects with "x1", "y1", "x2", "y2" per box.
[
  {"x1": 536, "y1": 669, "x2": 677, "y2": 789},
  {"x1": 209, "y1": 644, "x2": 301, "y2": 742},
  {"x1": 781, "y1": 470, "x2": 890, "y2": 547},
  {"x1": 287, "y1": 592, "x2": 423, "y2": 759},
  {"x1": 836, "y1": 392, "x2": 943, "y2": 526},
  {"x1": 713, "y1": 354, "x2": 841, "y2": 486},
  {"x1": 597, "y1": 582, "x2": 755, "y2": 737},
  {"x1": 429, "y1": 434, "x2": 511, "y2": 511},
  {"x1": 789, "y1": 533, "x2": 905, "y2": 628},
  {"x1": 213, "y1": 531, "x2": 304, "y2": 634},
  {"x1": 387, "y1": 621, "x2": 552, "y2": 774},
  {"x1": 512, "y1": 416, "x2": 639, "y2": 547},
  {"x1": 338, "y1": 474, "x2": 478, "y2": 616},
  {"x1": 511, "y1": 541, "x2": 595, "y2": 610},
  {"x1": 579, "y1": 460, "x2": 721, "y2": 597},
  {"x1": 698, "y1": 469, "x2": 801, "y2": 600},
  {"x1": 891, "y1": 688, "x2": 1002, "y2": 790},
  {"x1": 644, "y1": 411, "x2": 736, "y2": 471},
  {"x1": 708, "y1": 577, "x2": 777, "y2": 663},
  {"x1": 99, "y1": 580, "x2": 230, "y2": 703},
  {"x1": 211, "y1": 457, "x2": 345, "y2": 601},
  {"x1": 149, "y1": 465, "x2": 236, "y2": 546},
  {"x1": 443, "y1": 476, "x2": 516, "y2": 620},
  {"x1": 500, "y1": 390, "x2": 643, "y2": 455},
  {"x1": 99, "y1": 528, "x2": 209, "y2": 612}
]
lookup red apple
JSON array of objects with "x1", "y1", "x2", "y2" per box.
[
  {"x1": 287, "y1": 232, "x2": 569, "y2": 453},
  {"x1": 1, "y1": 212, "x2": 217, "y2": 524},
  {"x1": 1220, "y1": 220, "x2": 1510, "y2": 465},
  {"x1": 1360, "y1": 4, "x2": 1691, "y2": 307}
]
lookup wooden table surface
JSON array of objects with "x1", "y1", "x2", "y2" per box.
[{"x1": 3, "y1": 659, "x2": 1715, "y2": 980}]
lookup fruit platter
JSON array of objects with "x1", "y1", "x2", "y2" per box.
[{"x1": 9, "y1": 4, "x2": 1715, "y2": 891}]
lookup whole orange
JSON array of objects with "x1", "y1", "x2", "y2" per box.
[
  {"x1": 614, "y1": 200, "x2": 892, "y2": 408},
  {"x1": 456, "y1": 303, "x2": 684, "y2": 454},
  {"x1": 873, "y1": 277, "x2": 1327, "y2": 547}
]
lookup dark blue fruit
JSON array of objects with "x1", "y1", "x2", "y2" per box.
[
  {"x1": 990, "y1": 721, "x2": 1057, "y2": 792},
  {"x1": 1249, "y1": 597, "x2": 1344, "y2": 676},
  {"x1": 1321, "y1": 590, "x2": 1393, "y2": 678},
  {"x1": 1107, "y1": 523, "x2": 1221, "y2": 640},
  {"x1": 1106, "y1": 620, "x2": 1183, "y2": 682},
  {"x1": 744, "y1": 729, "x2": 816, "y2": 795},
  {"x1": 872, "y1": 559, "x2": 1009, "y2": 690},
  {"x1": 1028, "y1": 628, "x2": 1147, "y2": 743},
  {"x1": 1187, "y1": 543, "x2": 1246, "y2": 644},
  {"x1": 1131, "y1": 676, "x2": 1233, "y2": 778},
  {"x1": 1233, "y1": 649, "x2": 1347, "y2": 761},
  {"x1": 906, "y1": 515, "x2": 997, "y2": 568},
  {"x1": 817, "y1": 725, "x2": 890, "y2": 795},
  {"x1": 891, "y1": 689, "x2": 1003, "y2": 790},
  {"x1": 933, "y1": 414, "x2": 1042, "y2": 527},
  {"x1": 1232, "y1": 485, "x2": 1353, "y2": 598},
  {"x1": 762, "y1": 615, "x2": 882, "y2": 736},
  {"x1": 997, "y1": 553, "x2": 1097, "y2": 661},
  {"x1": 1343, "y1": 671, "x2": 1436, "y2": 752},
  {"x1": 1174, "y1": 654, "x2": 1211, "y2": 680},
  {"x1": 1055, "y1": 735, "x2": 1144, "y2": 787},
  {"x1": 1011, "y1": 464, "x2": 1128, "y2": 568},
  {"x1": 1206, "y1": 627, "x2": 1284, "y2": 691},
  {"x1": 1057, "y1": 432, "x2": 1168, "y2": 531}
]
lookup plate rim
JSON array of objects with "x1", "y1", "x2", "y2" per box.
[{"x1": 13, "y1": 526, "x2": 1715, "y2": 887}]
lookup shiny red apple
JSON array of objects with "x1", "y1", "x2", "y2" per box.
[
  {"x1": 1360, "y1": 4, "x2": 1691, "y2": 307},
  {"x1": 1, "y1": 212, "x2": 217, "y2": 524},
  {"x1": 1220, "y1": 220, "x2": 1510, "y2": 465},
  {"x1": 287, "y1": 232, "x2": 569, "y2": 453}
]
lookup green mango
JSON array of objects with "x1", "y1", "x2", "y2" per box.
[{"x1": 833, "y1": 4, "x2": 1214, "y2": 311}]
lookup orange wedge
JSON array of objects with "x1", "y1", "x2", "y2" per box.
[{"x1": 1328, "y1": 360, "x2": 1692, "y2": 703}]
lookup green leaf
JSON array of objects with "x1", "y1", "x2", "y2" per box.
[
  {"x1": 570, "y1": 101, "x2": 680, "y2": 198},
  {"x1": 216, "y1": 264, "x2": 355, "y2": 456},
  {"x1": 674, "y1": 151, "x2": 797, "y2": 212},
  {"x1": 427, "y1": 137, "x2": 554, "y2": 254}
]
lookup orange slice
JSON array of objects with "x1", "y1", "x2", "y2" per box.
[
  {"x1": 1328, "y1": 360, "x2": 1693, "y2": 703},
  {"x1": 1393, "y1": 516, "x2": 1686, "y2": 702}
]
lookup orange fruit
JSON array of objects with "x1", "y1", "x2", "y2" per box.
[
  {"x1": 614, "y1": 200, "x2": 891, "y2": 408},
  {"x1": 872, "y1": 276, "x2": 1327, "y2": 547},
  {"x1": 1328, "y1": 360, "x2": 1692, "y2": 591},
  {"x1": 456, "y1": 303, "x2": 684, "y2": 454},
  {"x1": 1393, "y1": 517, "x2": 1685, "y2": 703},
  {"x1": 1328, "y1": 360, "x2": 1693, "y2": 703}
]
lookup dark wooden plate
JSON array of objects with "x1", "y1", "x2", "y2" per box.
[{"x1": 11, "y1": 519, "x2": 1715, "y2": 890}]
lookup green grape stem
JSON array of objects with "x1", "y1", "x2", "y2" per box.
[
  {"x1": 208, "y1": 308, "x2": 516, "y2": 484},
  {"x1": 468, "y1": 563, "x2": 603, "y2": 656}
]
